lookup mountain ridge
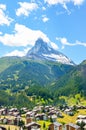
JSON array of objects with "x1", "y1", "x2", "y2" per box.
[
  {"x1": 50, "y1": 61, "x2": 86, "y2": 97},
  {"x1": 26, "y1": 38, "x2": 75, "y2": 65}
]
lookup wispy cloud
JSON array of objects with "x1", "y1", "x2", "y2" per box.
[
  {"x1": 42, "y1": 6, "x2": 46, "y2": 10},
  {"x1": 16, "y1": 2, "x2": 38, "y2": 16},
  {"x1": 0, "y1": 4, "x2": 13, "y2": 26},
  {"x1": 76, "y1": 40, "x2": 86, "y2": 47},
  {"x1": 42, "y1": 15, "x2": 49, "y2": 22},
  {"x1": 56, "y1": 37, "x2": 86, "y2": 49},
  {"x1": 44, "y1": 0, "x2": 84, "y2": 14},
  {"x1": 62, "y1": 3, "x2": 71, "y2": 15},
  {"x1": 73, "y1": 0, "x2": 84, "y2": 6},
  {"x1": 44, "y1": 0, "x2": 84, "y2": 6},
  {"x1": 56, "y1": 11, "x2": 66, "y2": 15}
]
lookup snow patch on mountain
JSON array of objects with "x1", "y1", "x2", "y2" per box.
[{"x1": 42, "y1": 53, "x2": 73, "y2": 65}]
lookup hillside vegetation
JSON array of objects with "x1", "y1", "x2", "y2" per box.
[
  {"x1": 0, "y1": 56, "x2": 73, "y2": 92},
  {"x1": 0, "y1": 57, "x2": 86, "y2": 107},
  {"x1": 51, "y1": 60, "x2": 86, "y2": 97}
]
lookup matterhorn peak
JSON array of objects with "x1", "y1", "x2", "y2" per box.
[{"x1": 26, "y1": 38, "x2": 75, "y2": 65}]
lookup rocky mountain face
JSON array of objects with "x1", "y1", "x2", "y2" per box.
[{"x1": 26, "y1": 38, "x2": 75, "y2": 65}]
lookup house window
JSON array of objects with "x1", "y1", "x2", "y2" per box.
[{"x1": 31, "y1": 126, "x2": 38, "y2": 130}]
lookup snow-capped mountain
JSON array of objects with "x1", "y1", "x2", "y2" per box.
[{"x1": 26, "y1": 38, "x2": 75, "y2": 65}]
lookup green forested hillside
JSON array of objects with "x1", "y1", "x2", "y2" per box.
[
  {"x1": 0, "y1": 57, "x2": 22, "y2": 73},
  {"x1": 0, "y1": 90, "x2": 35, "y2": 108},
  {"x1": 0, "y1": 56, "x2": 73, "y2": 92},
  {"x1": 0, "y1": 56, "x2": 86, "y2": 107},
  {"x1": 51, "y1": 60, "x2": 86, "y2": 97}
]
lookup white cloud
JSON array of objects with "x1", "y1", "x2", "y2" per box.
[
  {"x1": 62, "y1": 3, "x2": 71, "y2": 15},
  {"x1": 0, "y1": 32, "x2": 3, "y2": 35},
  {"x1": 0, "y1": 4, "x2": 6, "y2": 10},
  {"x1": 44, "y1": 0, "x2": 84, "y2": 6},
  {"x1": 56, "y1": 37, "x2": 72, "y2": 46},
  {"x1": 73, "y1": 0, "x2": 84, "y2": 6},
  {"x1": 42, "y1": 7, "x2": 46, "y2": 10},
  {"x1": 16, "y1": 2, "x2": 38, "y2": 16},
  {"x1": 45, "y1": 0, "x2": 62, "y2": 5},
  {"x1": 42, "y1": 15, "x2": 49, "y2": 22},
  {"x1": 0, "y1": 23, "x2": 52, "y2": 47},
  {"x1": 50, "y1": 42, "x2": 59, "y2": 50},
  {"x1": 56, "y1": 37, "x2": 86, "y2": 49},
  {"x1": 0, "y1": 23, "x2": 58, "y2": 52},
  {"x1": 5, "y1": 50, "x2": 25, "y2": 57},
  {"x1": 0, "y1": 4, "x2": 13, "y2": 26},
  {"x1": 5, "y1": 48, "x2": 30, "y2": 57},
  {"x1": 44, "y1": 0, "x2": 84, "y2": 13},
  {"x1": 76, "y1": 40, "x2": 86, "y2": 47}
]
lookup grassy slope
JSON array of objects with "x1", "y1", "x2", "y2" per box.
[
  {"x1": 37, "y1": 109, "x2": 86, "y2": 129},
  {"x1": 0, "y1": 57, "x2": 21, "y2": 73},
  {"x1": 58, "y1": 109, "x2": 86, "y2": 124},
  {"x1": 59, "y1": 94, "x2": 86, "y2": 106},
  {"x1": 0, "y1": 125, "x2": 19, "y2": 130},
  {"x1": 37, "y1": 120, "x2": 51, "y2": 130}
]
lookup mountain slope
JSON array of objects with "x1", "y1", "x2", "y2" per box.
[
  {"x1": 0, "y1": 56, "x2": 22, "y2": 73},
  {"x1": 51, "y1": 60, "x2": 86, "y2": 96},
  {"x1": 26, "y1": 38, "x2": 75, "y2": 65},
  {"x1": 0, "y1": 57, "x2": 73, "y2": 92}
]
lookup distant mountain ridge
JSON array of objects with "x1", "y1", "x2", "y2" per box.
[{"x1": 26, "y1": 38, "x2": 75, "y2": 65}]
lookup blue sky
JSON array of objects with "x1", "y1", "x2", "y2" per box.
[{"x1": 0, "y1": 0, "x2": 86, "y2": 64}]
